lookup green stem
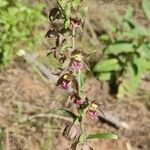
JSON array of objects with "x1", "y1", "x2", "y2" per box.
[{"x1": 72, "y1": 27, "x2": 76, "y2": 50}]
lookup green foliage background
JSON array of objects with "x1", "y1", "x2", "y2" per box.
[
  {"x1": 0, "y1": 0, "x2": 45, "y2": 68},
  {"x1": 94, "y1": 0, "x2": 150, "y2": 98}
]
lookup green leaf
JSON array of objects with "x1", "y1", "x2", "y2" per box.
[
  {"x1": 124, "y1": 6, "x2": 134, "y2": 19},
  {"x1": 117, "y1": 62, "x2": 141, "y2": 98},
  {"x1": 72, "y1": 0, "x2": 81, "y2": 9},
  {"x1": 132, "y1": 25, "x2": 150, "y2": 37},
  {"x1": 60, "y1": 43, "x2": 71, "y2": 52},
  {"x1": 106, "y1": 43, "x2": 134, "y2": 55},
  {"x1": 98, "y1": 72, "x2": 111, "y2": 81},
  {"x1": 80, "y1": 6, "x2": 88, "y2": 17},
  {"x1": 142, "y1": 0, "x2": 150, "y2": 20},
  {"x1": 99, "y1": 34, "x2": 110, "y2": 42},
  {"x1": 94, "y1": 59, "x2": 121, "y2": 72},
  {"x1": 137, "y1": 44, "x2": 150, "y2": 59},
  {"x1": 56, "y1": 109, "x2": 77, "y2": 120},
  {"x1": 87, "y1": 133, "x2": 118, "y2": 140},
  {"x1": 65, "y1": 2, "x2": 72, "y2": 19},
  {"x1": 58, "y1": 0, "x2": 68, "y2": 9},
  {"x1": 79, "y1": 133, "x2": 87, "y2": 143},
  {"x1": 64, "y1": 20, "x2": 70, "y2": 28},
  {"x1": 0, "y1": 1, "x2": 8, "y2": 7}
]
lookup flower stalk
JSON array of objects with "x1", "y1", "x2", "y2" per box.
[{"x1": 46, "y1": 0, "x2": 117, "y2": 149}]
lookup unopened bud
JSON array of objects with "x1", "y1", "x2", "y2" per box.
[{"x1": 63, "y1": 124, "x2": 80, "y2": 141}]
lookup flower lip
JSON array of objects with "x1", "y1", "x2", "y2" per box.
[
  {"x1": 73, "y1": 98, "x2": 84, "y2": 105},
  {"x1": 72, "y1": 61, "x2": 83, "y2": 71},
  {"x1": 61, "y1": 80, "x2": 70, "y2": 90},
  {"x1": 71, "y1": 18, "x2": 81, "y2": 28},
  {"x1": 88, "y1": 110, "x2": 98, "y2": 120},
  {"x1": 88, "y1": 102, "x2": 99, "y2": 119}
]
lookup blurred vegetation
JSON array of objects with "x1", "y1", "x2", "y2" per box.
[
  {"x1": 0, "y1": 0, "x2": 46, "y2": 68},
  {"x1": 94, "y1": 1, "x2": 150, "y2": 98},
  {"x1": 0, "y1": 0, "x2": 149, "y2": 100}
]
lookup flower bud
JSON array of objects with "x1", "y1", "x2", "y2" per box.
[
  {"x1": 63, "y1": 123, "x2": 80, "y2": 141},
  {"x1": 56, "y1": 73, "x2": 72, "y2": 90}
]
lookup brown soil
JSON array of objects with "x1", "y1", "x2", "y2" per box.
[{"x1": 0, "y1": 62, "x2": 149, "y2": 150}]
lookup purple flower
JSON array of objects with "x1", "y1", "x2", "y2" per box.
[
  {"x1": 88, "y1": 110, "x2": 98, "y2": 120},
  {"x1": 61, "y1": 81, "x2": 70, "y2": 90},
  {"x1": 63, "y1": 124, "x2": 80, "y2": 141},
  {"x1": 72, "y1": 61, "x2": 83, "y2": 71},
  {"x1": 73, "y1": 98, "x2": 84, "y2": 105},
  {"x1": 71, "y1": 18, "x2": 81, "y2": 29}
]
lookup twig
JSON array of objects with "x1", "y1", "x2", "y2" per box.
[
  {"x1": 27, "y1": 113, "x2": 72, "y2": 122},
  {"x1": 99, "y1": 112, "x2": 129, "y2": 129}
]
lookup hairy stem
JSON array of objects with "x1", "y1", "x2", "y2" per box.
[{"x1": 72, "y1": 27, "x2": 76, "y2": 50}]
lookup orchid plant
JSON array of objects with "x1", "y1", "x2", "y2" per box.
[{"x1": 46, "y1": 0, "x2": 118, "y2": 149}]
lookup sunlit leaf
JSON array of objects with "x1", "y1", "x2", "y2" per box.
[
  {"x1": 64, "y1": 20, "x2": 70, "y2": 29},
  {"x1": 98, "y1": 72, "x2": 111, "y2": 81},
  {"x1": 106, "y1": 43, "x2": 134, "y2": 55},
  {"x1": 57, "y1": 0, "x2": 68, "y2": 9},
  {"x1": 72, "y1": 0, "x2": 81, "y2": 9},
  {"x1": 0, "y1": 1, "x2": 8, "y2": 7},
  {"x1": 87, "y1": 133, "x2": 118, "y2": 140},
  {"x1": 117, "y1": 62, "x2": 141, "y2": 98},
  {"x1": 94, "y1": 59, "x2": 121, "y2": 72},
  {"x1": 142, "y1": 0, "x2": 150, "y2": 20},
  {"x1": 80, "y1": 6, "x2": 88, "y2": 17}
]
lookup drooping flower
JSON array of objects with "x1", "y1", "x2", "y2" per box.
[
  {"x1": 63, "y1": 123, "x2": 80, "y2": 141},
  {"x1": 88, "y1": 102, "x2": 99, "y2": 120},
  {"x1": 88, "y1": 110, "x2": 98, "y2": 120},
  {"x1": 56, "y1": 73, "x2": 72, "y2": 91},
  {"x1": 61, "y1": 80, "x2": 70, "y2": 90},
  {"x1": 73, "y1": 98, "x2": 84, "y2": 105},
  {"x1": 71, "y1": 18, "x2": 82, "y2": 29},
  {"x1": 72, "y1": 61, "x2": 83, "y2": 72},
  {"x1": 72, "y1": 52, "x2": 82, "y2": 62}
]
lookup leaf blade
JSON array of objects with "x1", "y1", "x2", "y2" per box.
[
  {"x1": 142, "y1": 0, "x2": 150, "y2": 20},
  {"x1": 87, "y1": 133, "x2": 118, "y2": 140},
  {"x1": 56, "y1": 109, "x2": 77, "y2": 120}
]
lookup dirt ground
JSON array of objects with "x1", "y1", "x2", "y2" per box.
[{"x1": 0, "y1": 61, "x2": 149, "y2": 150}]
